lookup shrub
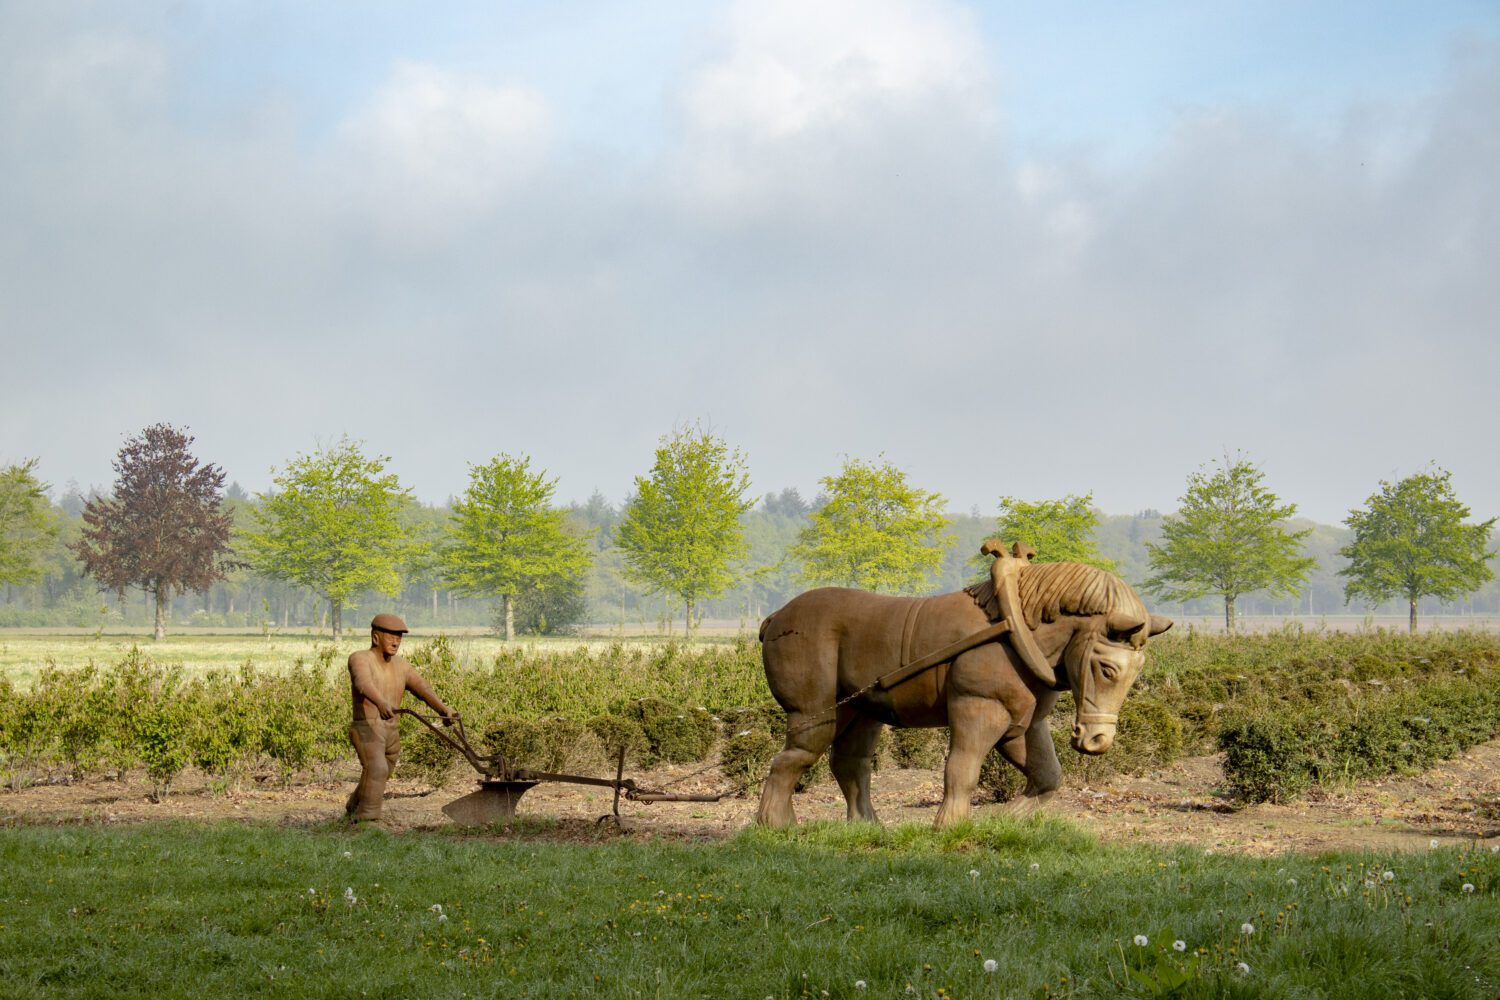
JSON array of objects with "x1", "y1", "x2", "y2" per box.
[
  {"x1": 887, "y1": 727, "x2": 946, "y2": 770},
  {"x1": 624, "y1": 699, "x2": 716, "y2": 765},
  {"x1": 1218, "y1": 716, "x2": 1315, "y2": 804},
  {"x1": 717, "y1": 703, "x2": 786, "y2": 740},
  {"x1": 134, "y1": 703, "x2": 192, "y2": 802},
  {"x1": 719, "y1": 731, "x2": 781, "y2": 796},
  {"x1": 534, "y1": 717, "x2": 603, "y2": 773},
  {"x1": 586, "y1": 714, "x2": 648, "y2": 767},
  {"x1": 978, "y1": 748, "x2": 1024, "y2": 802}
]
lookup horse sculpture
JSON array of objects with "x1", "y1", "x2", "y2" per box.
[{"x1": 755, "y1": 541, "x2": 1172, "y2": 827}]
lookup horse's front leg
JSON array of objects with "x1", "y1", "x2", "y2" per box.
[
  {"x1": 935, "y1": 695, "x2": 1011, "y2": 827},
  {"x1": 998, "y1": 690, "x2": 1061, "y2": 815}
]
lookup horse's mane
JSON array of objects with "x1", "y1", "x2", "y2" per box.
[{"x1": 965, "y1": 561, "x2": 1147, "y2": 631}]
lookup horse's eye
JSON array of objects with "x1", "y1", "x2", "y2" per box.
[{"x1": 1101, "y1": 665, "x2": 1118, "y2": 681}]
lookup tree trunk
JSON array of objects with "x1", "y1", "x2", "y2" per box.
[
  {"x1": 1224, "y1": 594, "x2": 1236, "y2": 633},
  {"x1": 686, "y1": 598, "x2": 696, "y2": 642},
  {"x1": 153, "y1": 586, "x2": 167, "y2": 641},
  {"x1": 501, "y1": 593, "x2": 514, "y2": 641},
  {"x1": 1409, "y1": 596, "x2": 1418, "y2": 634},
  {"x1": 432, "y1": 589, "x2": 438, "y2": 621}
]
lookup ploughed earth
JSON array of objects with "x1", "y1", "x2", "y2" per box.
[{"x1": 4, "y1": 742, "x2": 1498, "y2": 856}]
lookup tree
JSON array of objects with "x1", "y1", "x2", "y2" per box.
[
  {"x1": 1146, "y1": 456, "x2": 1314, "y2": 631},
  {"x1": 791, "y1": 456, "x2": 954, "y2": 594},
  {"x1": 984, "y1": 493, "x2": 1114, "y2": 571},
  {"x1": 1339, "y1": 467, "x2": 1495, "y2": 633},
  {"x1": 0, "y1": 459, "x2": 58, "y2": 587},
  {"x1": 443, "y1": 454, "x2": 592, "y2": 640},
  {"x1": 72, "y1": 424, "x2": 234, "y2": 640},
  {"x1": 244, "y1": 438, "x2": 410, "y2": 640},
  {"x1": 615, "y1": 424, "x2": 754, "y2": 635}
]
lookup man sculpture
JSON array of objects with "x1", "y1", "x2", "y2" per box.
[{"x1": 345, "y1": 613, "x2": 456, "y2": 821}]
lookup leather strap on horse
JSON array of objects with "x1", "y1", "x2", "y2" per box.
[
  {"x1": 877, "y1": 540, "x2": 1057, "y2": 691},
  {"x1": 983, "y1": 539, "x2": 1059, "y2": 688}
]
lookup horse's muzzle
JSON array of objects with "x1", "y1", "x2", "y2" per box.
[{"x1": 1071, "y1": 723, "x2": 1115, "y2": 754}]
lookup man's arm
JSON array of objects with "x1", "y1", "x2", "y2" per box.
[
  {"x1": 404, "y1": 667, "x2": 455, "y2": 725},
  {"x1": 349, "y1": 654, "x2": 397, "y2": 719}
]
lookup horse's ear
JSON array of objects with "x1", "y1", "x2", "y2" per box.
[
  {"x1": 1148, "y1": 615, "x2": 1173, "y2": 637},
  {"x1": 1106, "y1": 610, "x2": 1146, "y2": 637}
]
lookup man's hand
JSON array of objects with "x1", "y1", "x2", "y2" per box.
[
  {"x1": 440, "y1": 708, "x2": 459, "y2": 727},
  {"x1": 376, "y1": 701, "x2": 397, "y2": 720}
]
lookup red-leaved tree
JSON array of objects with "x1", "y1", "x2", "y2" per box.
[{"x1": 74, "y1": 424, "x2": 235, "y2": 639}]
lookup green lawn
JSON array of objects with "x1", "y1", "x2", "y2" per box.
[{"x1": 0, "y1": 815, "x2": 1495, "y2": 998}]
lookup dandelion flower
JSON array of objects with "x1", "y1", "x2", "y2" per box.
[
  {"x1": 983, "y1": 959, "x2": 998, "y2": 973},
  {"x1": 1173, "y1": 940, "x2": 1186, "y2": 952},
  {"x1": 1462, "y1": 884, "x2": 1475, "y2": 894},
  {"x1": 855, "y1": 981, "x2": 867, "y2": 990},
  {"x1": 1134, "y1": 935, "x2": 1149, "y2": 947},
  {"x1": 1236, "y1": 962, "x2": 1250, "y2": 975},
  {"x1": 1382, "y1": 870, "x2": 1394, "y2": 882},
  {"x1": 1240, "y1": 923, "x2": 1255, "y2": 936}
]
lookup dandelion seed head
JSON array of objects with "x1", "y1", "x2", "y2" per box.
[
  {"x1": 968, "y1": 869, "x2": 980, "y2": 879},
  {"x1": 1030, "y1": 863, "x2": 1040, "y2": 871},
  {"x1": 438, "y1": 913, "x2": 448, "y2": 922},
  {"x1": 1382, "y1": 870, "x2": 1395, "y2": 882},
  {"x1": 1287, "y1": 878, "x2": 1297, "y2": 887},
  {"x1": 1173, "y1": 940, "x2": 1186, "y2": 952},
  {"x1": 1462, "y1": 883, "x2": 1475, "y2": 894},
  {"x1": 1240, "y1": 923, "x2": 1255, "y2": 936},
  {"x1": 1236, "y1": 962, "x2": 1250, "y2": 975},
  {"x1": 1133, "y1": 935, "x2": 1149, "y2": 947},
  {"x1": 430, "y1": 904, "x2": 443, "y2": 914},
  {"x1": 1430, "y1": 839, "x2": 1440, "y2": 849},
  {"x1": 341, "y1": 851, "x2": 351, "y2": 859},
  {"x1": 983, "y1": 959, "x2": 998, "y2": 973},
  {"x1": 855, "y1": 981, "x2": 867, "y2": 990}
]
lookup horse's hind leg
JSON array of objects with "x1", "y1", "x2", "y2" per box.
[
  {"x1": 756, "y1": 709, "x2": 836, "y2": 827},
  {"x1": 829, "y1": 712, "x2": 883, "y2": 823}
]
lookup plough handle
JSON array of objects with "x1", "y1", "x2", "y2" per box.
[{"x1": 396, "y1": 708, "x2": 511, "y2": 779}]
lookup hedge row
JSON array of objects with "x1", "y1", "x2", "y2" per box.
[{"x1": 4, "y1": 630, "x2": 1498, "y2": 806}]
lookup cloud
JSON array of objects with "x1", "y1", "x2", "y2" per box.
[{"x1": 330, "y1": 61, "x2": 554, "y2": 247}]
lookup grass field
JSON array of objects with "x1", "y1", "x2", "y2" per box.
[
  {"x1": 0, "y1": 630, "x2": 745, "y2": 687},
  {"x1": 0, "y1": 815, "x2": 1495, "y2": 998}
]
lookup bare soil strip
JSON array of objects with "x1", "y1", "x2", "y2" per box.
[{"x1": 5, "y1": 740, "x2": 1498, "y2": 855}]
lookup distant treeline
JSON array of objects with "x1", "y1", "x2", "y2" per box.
[{"x1": 3, "y1": 483, "x2": 1497, "y2": 633}]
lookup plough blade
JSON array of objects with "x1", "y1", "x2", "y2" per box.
[{"x1": 441, "y1": 780, "x2": 539, "y2": 826}]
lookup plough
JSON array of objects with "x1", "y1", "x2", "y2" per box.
[{"x1": 397, "y1": 708, "x2": 724, "y2": 826}]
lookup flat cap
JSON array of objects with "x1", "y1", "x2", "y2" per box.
[{"x1": 370, "y1": 613, "x2": 409, "y2": 634}]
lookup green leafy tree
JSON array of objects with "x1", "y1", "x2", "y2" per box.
[
  {"x1": 1339, "y1": 467, "x2": 1495, "y2": 633},
  {"x1": 244, "y1": 438, "x2": 410, "y2": 640},
  {"x1": 73, "y1": 425, "x2": 235, "y2": 640},
  {"x1": 0, "y1": 459, "x2": 58, "y2": 587},
  {"x1": 443, "y1": 454, "x2": 592, "y2": 640},
  {"x1": 791, "y1": 456, "x2": 954, "y2": 594},
  {"x1": 616, "y1": 425, "x2": 754, "y2": 636},
  {"x1": 983, "y1": 493, "x2": 1114, "y2": 571},
  {"x1": 1146, "y1": 456, "x2": 1314, "y2": 631}
]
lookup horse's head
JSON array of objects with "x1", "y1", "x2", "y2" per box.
[
  {"x1": 1004, "y1": 557, "x2": 1171, "y2": 754},
  {"x1": 1060, "y1": 605, "x2": 1172, "y2": 753}
]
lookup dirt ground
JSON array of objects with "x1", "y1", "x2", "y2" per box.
[{"x1": 4, "y1": 742, "x2": 1498, "y2": 856}]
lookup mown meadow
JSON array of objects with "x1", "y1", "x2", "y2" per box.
[{"x1": 0, "y1": 816, "x2": 1496, "y2": 998}]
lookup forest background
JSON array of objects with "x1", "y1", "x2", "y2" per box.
[{"x1": 4, "y1": 457, "x2": 1497, "y2": 636}]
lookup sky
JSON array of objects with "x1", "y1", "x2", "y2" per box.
[{"x1": 3, "y1": 1, "x2": 1498, "y2": 526}]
